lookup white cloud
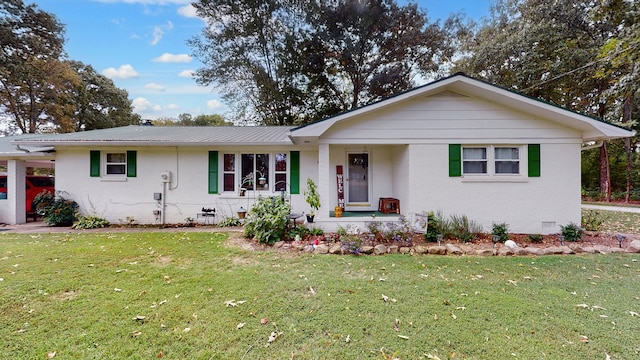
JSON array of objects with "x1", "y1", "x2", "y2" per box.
[
  {"x1": 178, "y1": 4, "x2": 199, "y2": 18},
  {"x1": 132, "y1": 97, "x2": 162, "y2": 113},
  {"x1": 152, "y1": 53, "x2": 192, "y2": 63},
  {"x1": 166, "y1": 104, "x2": 180, "y2": 110},
  {"x1": 178, "y1": 69, "x2": 195, "y2": 78},
  {"x1": 97, "y1": 1, "x2": 191, "y2": 5},
  {"x1": 150, "y1": 21, "x2": 174, "y2": 46},
  {"x1": 145, "y1": 83, "x2": 166, "y2": 91},
  {"x1": 102, "y1": 64, "x2": 139, "y2": 80},
  {"x1": 207, "y1": 99, "x2": 223, "y2": 110}
]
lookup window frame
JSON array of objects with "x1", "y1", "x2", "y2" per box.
[
  {"x1": 105, "y1": 152, "x2": 127, "y2": 176},
  {"x1": 221, "y1": 151, "x2": 290, "y2": 194},
  {"x1": 461, "y1": 145, "x2": 523, "y2": 177}
]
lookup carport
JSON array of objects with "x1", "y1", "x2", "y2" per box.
[{"x1": 0, "y1": 135, "x2": 55, "y2": 224}]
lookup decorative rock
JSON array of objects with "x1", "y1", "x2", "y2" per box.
[
  {"x1": 360, "y1": 246, "x2": 374, "y2": 254},
  {"x1": 399, "y1": 247, "x2": 411, "y2": 254},
  {"x1": 329, "y1": 245, "x2": 342, "y2": 254},
  {"x1": 498, "y1": 247, "x2": 515, "y2": 256},
  {"x1": 414, "y1": 246, "x2": 428, "y2": 254},
  {"x1": 522, "y1": 247, "x2": 543, "y2": 256},
  {"x1": 475, "y1": 249, "x2": 495, "y2": 256},
  {"x1": 374, "y1": 244, "x2": 387, "y2": 255},
  {"x1": 592, "y1": 245, "x2": 611, "y2": 254},
  {"x1": 273, "y1": 241, "x2": 285, "y2": 248},
  {"x1": 303, "y1": 245, "x2": 315, "y2": 253},
  {"x1": 627, "y1": 240, "x2": 640, "y2": 253},
  {"x1": 504, "y1": 240, "x2": 518, "y2": 249},
  {"x1": 610, "y1": 247, "x2": 627, "y2": 253},
  {"x1": 542, "y1": 246, "x2": 565, "y2": 255},
  {"x1": 445, "y1": 244, "x2": 463, "y2": 255},
  {"x1": 428, "y1": 246, "x2": 447, "y2": 255},
  {"x1": 388, "y1": 245, "x2": 399, "y2": 254},
  {"x1": 314, "y1": 244, "x2": 329, "y2": 254}
]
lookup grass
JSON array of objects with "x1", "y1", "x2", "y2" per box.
[
  {"x1": 592, "y1": 209, "x2": 640, "y2": 234},
  {"x1": 1, "y1": 231, "x2": 640, "y2": 359}
]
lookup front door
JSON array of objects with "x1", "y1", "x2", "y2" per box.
[{"x1": 346, "y1": 152, "x2": 370, "y2": 209}]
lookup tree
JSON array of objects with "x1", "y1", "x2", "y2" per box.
[
  {"x1": 151, "y1": 113, "x2": 232, "y2": 126},
  {"x1": 0, "y1": 0, "x2": 67, "y2": 133},
  {"x1": 66, "y1": 61, "x2": 140, "y2": 132},
  {"x1": 189, "y1": 0, "x2": 460, "y2": 125},
  {"x1": 302, "y1": 0, "x2": 460, "y2": 115},
  {"x1": 455, "y1": 0, "x2": 637, "y2": 201}
]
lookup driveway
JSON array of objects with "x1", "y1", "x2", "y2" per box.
[{"x1": 582, "y1": 204, "x2": 640, "y2": 214}]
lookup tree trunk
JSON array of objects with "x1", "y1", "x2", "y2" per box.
[{"x1": 599, "y1": 142, "x2": 611, "y2": 202}]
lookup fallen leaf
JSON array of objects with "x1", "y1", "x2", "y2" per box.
[
  {"x1": 114, "y1": 288, "x2": 122, "y2": 292},
  {"x1": 345, "y1": 334, "x2": 350, "y2": 343},
  {"x1": 381, "y1": 294, "x2": 389, "y2": 302},
  {"x1": 309, "y1": 286, "x2": 316, "y2": 295},
  {"x1": 576, "y1": 304, "x2": 589, "y2": 308},
  {"x1": 260, "y1": 318, "x2": 269, "y2": 325},
  {"x1": 629, "y1": 311, "x2": 639, "y2": 317},
  {"x1": 507, "y1": 280, "x2": 518, "y2": 286},
  {"x1": 424, "y1": 354, "x2": 442, "y2": 360},
  {"x1": 237, "y1": 323, "x2": 245, "y2": 329},
  {"x1": 132, "y1": 330, "x2": 142, "y2": 337},
  {"x1": 397, "y1": 335, "x2": 409, "y2": 340},
  {"x1": 47, "y1": 351, "x2": 56, "y2": 359},
  {"x1": 579, "y1": 335, "x2": 589, "y2": 343},
  {"x1": 267, "y1": 331, "x2": 282, "y2": 343},
  {"x1": 224, "y1": 300, "x2": 238, "y2": 307},
  {"x1": 451, "y1": 313, "x2": 457, "y2": 319},
  {"x1": 182, "y1": 327, "x2": 191, "y2": 333},
  {"x1": 133, "y1": 315, "x2": 146, "y2": 321},
  {"x1": 591, "y1": 305, "x2": 607, "y2": 311},
  {"x1": 475, "y1": 275, "x2": 484, "y2": 279}
]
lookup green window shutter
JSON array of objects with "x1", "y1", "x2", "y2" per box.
[
  {"x1": 90, "y1": 150, "x2": 101, "y2": 177},
  {"x1": 448, "y1": 144, "x2": 462, "y2": 177},
  {"x1": 528, "y1": 144, "x2": 541, "y2": 177},
  {"x1": 290, "y1": 151, "x2": 300, "y2": 194},
  {"x1": 208, "y1": 151, "x2": 218, "y2": 194},
  {"x1": 126, "y1": 151, "x2": 137, "y2": 177}
]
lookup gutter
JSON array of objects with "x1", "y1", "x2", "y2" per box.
[{"x1": 581, "y1": 140, "x2": 604, "y2": 151}]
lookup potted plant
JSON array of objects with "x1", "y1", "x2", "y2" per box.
[{"x1": 304, "y1": 178, "x2": 321, "y2": 223}]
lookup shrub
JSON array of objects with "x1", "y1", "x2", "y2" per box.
[
  {"x1": 424, "y1": 212, "x2": 439, "y2": 242},
  {"x1": 72, "y1": 215, "x2": 110, "y2": 229},
  {"x1": 528, "y1": 234, "x2": 544, "y2": 243},
  {"x1": 383, "y1": 215, "x2": 413, "y2": 246},
  {"x1": 491, "y1": 222, "x2": 509, "y2": 243},
  {"x1": 34, "y1": 191, "x2": 79, "y2": 226},
  {"x1": 217, "y1": 216, "x2": 242, "y2": 227},
  {"x1": 449, "y1": 214, "x2": 483, "y2": 242},
  {"x1": 560, "y1": 222, "x2": 583, "y2": 242},
  {"x1": 308, "y1": 227, "x2": 324, "y2": 236},
  {"x1": 340, "y1": 234, "x2": 363, "y2": 255},
  {"x1": 243, "y1": 196, "x2": 291, "y2": 245},
  {"x1": 581, "y1": 209, "x2": 604, "y2": 231},
  {"x1": 367, "y1": 221, "x2": 384, "y2": 238},
  {"x1": 287, "y1": 225, "x2": 310, "y2": 240}
]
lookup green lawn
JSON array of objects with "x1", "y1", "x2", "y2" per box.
[{"x1": 1, "y1": 231, "x2": 640, "y2": 359}]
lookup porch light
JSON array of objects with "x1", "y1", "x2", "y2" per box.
[
  {"x1": 437, "y1": 234, "x2": 443, "y2": 246},
  {"x1": 492, "y1": 235, "x2": 500, "y2": 248}
]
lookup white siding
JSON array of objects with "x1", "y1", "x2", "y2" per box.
[
  {"x1": 55, "y1": 146, "x2": 312, "y2": 225},
  {"x1": 323, "y1": 91, "x2": 580, "y2": 143}
]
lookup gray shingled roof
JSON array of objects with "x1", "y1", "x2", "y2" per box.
[{"x1": 12, "y1": 125, "x2": 296, "y2": 147}]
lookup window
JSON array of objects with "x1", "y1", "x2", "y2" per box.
[
  {"x1": 495, "y1": 147, "x2": 520, "y2": 174},
  {"x1": 460, "y1": 146, "x2": 522, "y2": 176},
  {"x1": 216, "y1": 151, "x2": 299, "y2": 194},
  {"x1": 462, "y1": 147, "x2": 487, "y2": 174},
  {"x1": 240, "y1": 154, "x2": 269, "y2": 190},
  {"x1": 223, "y1": 154, "x2": 235, "y2": 192},
  {"x1": 106, "y1": 153, "x2": 126, "y2": 175},
  {"x1": 89, "y1": 150, "x2": 136, "y2": 177}
]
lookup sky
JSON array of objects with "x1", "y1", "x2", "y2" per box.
[{"x1": 32, "y1": 0, "x2": 494, "y2": 121}]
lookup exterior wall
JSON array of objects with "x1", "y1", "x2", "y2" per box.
[
  {"x1": 321, "y1": 91, "x2": 584, "y2": 234},
  {"x1": 55, "y1": 146, "x2": 313, "y2": 225},
  {"x1": 408, "y1": 142, "x2": 581, "y2": 234}
]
